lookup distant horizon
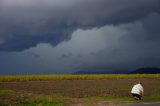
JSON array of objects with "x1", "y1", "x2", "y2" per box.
[{"x1": 1, "y1": 66, "x2": 160, "y2": 75}]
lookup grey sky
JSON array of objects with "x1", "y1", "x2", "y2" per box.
[{"x1": 0, "y1": 0, "x2": 160, "y2": 74}]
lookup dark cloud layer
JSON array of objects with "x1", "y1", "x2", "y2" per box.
[
  {"x1": 74, "y1": 13, "x2": 160, "y2": 72},
  {"x1": 0, "y1": 0, "x2": 160, "y2": 51}
]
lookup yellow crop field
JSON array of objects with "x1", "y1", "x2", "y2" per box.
[{"x1": 0, "y1": 74, "x2": 160, "y2": 82}]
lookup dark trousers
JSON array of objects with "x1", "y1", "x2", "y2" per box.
[{"x1": 131, "y1": 93, "x2": 142, "y2": 100}]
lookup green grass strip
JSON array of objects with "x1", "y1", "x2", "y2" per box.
[{"x1": 0, "y1": 74, "x2": 160, "y2": 82}]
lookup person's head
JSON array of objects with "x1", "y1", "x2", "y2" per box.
[{"x1": 138, "y1": 81, "x2": 142, "y2": 85}]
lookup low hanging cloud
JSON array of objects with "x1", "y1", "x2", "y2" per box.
[{"x1": 0, "y1": 0, "x2": 160, "y2": 51}]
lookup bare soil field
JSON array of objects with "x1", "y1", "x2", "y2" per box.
[{"x1": 0, "y1": 78, "x2": 160, "y2": 105}]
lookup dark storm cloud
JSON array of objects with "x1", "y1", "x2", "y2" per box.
[
  {"x1": 142, "y1": 13, "x2": 160, "y2": 40},
  {"x1": 24, "y1": 52, "x2": 41, "y2": 58},
  {"x1": 88, "y1": 13, "x2": 160, "y2": 71},
  {"x1": 0, "y1": 0, "x2": 160, "y2": 51},
  {"x1": 61, "y1": 53, "x2": 73, "y2": 59}
]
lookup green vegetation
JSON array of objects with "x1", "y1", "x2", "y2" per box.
[
  {"x1": 0, "y1": 93, "x2": 64, "y2": 106},
  {"x1": 0, "y1": 89, "x2": 15, "y2": 95},
  {"x1": 0, "y1": 74, "x2": 160, "y2": 82},
  {"x1": 21, "y1": 96, "x2": 64, "y2": 106},
  {"x1": 96, "y1": 95, "x2": 160, "y2": 103}
]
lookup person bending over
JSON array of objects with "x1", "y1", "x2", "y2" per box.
[{"x1": 131, "y1": 82, "x2": 144, "y2": 100}]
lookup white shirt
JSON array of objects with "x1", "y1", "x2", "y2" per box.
[{"x1": 131, "y1": 84, "x2": 144, "y2": 95}]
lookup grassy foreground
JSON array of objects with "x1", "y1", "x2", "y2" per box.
[{"x1": 0, "y1": 74, "x2": 160, "y2": 106}]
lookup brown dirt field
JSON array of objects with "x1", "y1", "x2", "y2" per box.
[
  {"x1": 0, "y1": 78, "x2": 160, "y2": 105},
  {"x1": 1, "y1": 78, "x2": 160, "y2": 97}
]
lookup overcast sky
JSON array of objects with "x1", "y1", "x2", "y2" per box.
[{"x1": 0, "y1": 0, "x2": 160, "y2": 74}]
